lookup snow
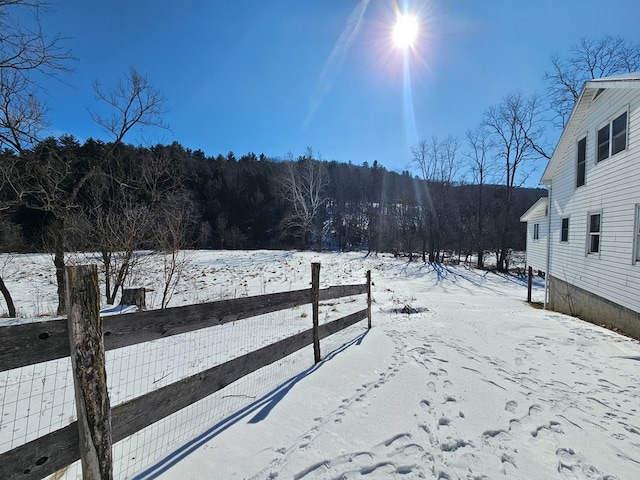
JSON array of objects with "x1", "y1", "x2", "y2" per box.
[{"x1": 2, "y1": 251, "x2": 640, "y2": 479}]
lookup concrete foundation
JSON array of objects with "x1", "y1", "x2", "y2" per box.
[{"x1": 548, "y1": 275, "x2": 640, "y2": 340}]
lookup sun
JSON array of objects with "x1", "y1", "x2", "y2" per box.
[{"x1": 392, "y1": 14, "x2": 419, "y2": 50}]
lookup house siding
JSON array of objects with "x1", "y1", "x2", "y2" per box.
[
  {"x1": 524, "y1": 213, "x2": 547, "y2": 273},
  {"x1": 548, "y1": 87, "x2": 640, "y2": 324}
]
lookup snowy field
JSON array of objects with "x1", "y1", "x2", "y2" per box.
[{"x1": 1, "y1": 250, "x2": 640, "y2": 479}]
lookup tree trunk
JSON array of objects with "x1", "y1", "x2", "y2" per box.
[
  {"x1": 497, "y1": 247, "x2": 507, "y2": 272},
  {"x1": 0, "y1": 275, "x2": 16, "y2": 318},
  {"x1": 102, "y1": 250, "x2": 112, "y2": 303},
  {"x1": 476, "y1": 183, "x2": 484, "y2": 269},
  {"x1": 120, "y1": 288, "x2": 146, "y2": 309},
  {"x1": 476, "y1": 246, "x2": 484, "y2": 269},
  {"x1": 53, "y1": 217, "x2": 67, "y2": 315}
]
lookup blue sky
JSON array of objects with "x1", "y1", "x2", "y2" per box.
[{"x1": 38, "y1": 0, "x2": 640, "y2": 184}]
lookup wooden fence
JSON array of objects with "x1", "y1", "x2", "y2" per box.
[{"x1": 0, "y1": 262, "x2": 372, "y2": 480}]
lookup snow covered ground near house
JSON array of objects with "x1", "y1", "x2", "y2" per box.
[{"x1": 1, "y1": 250, "x2": 640, "y2": 479}]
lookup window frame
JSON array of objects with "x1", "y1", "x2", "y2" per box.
[
  {"x1": 596, "y1": 110, "x2": 628, "y2": 163},
  {"x1": 561, "y1": 217, "x2": 569, "y2": 242},
  {"x1": 576, "y1": 136, "x2": 586, "y2": 187},
  {"x1": 533, "y1": 223, "x2": 540, "y2": 240},
  {"x1": 597, "y1": 123, "x2": 610, "y2": 162},
  {"x1": 634, "y1": 205, "x2": 640, "y2": 264},
  {"x1": 587, "y1": 212, "x2": 602, "y2": 255},
  {"x1": 612, "y1": 111, "x2": 628, "y2": 156}
]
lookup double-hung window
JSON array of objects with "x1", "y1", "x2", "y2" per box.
[
  {"x1": 561, "y1": 218, "x2": 569, "y2": 242},
  {"x1": 576, "y1": 137, "x2": 586, "y2": 187},
  {"x1": 588, "y1": 213, "x2": 601, "y2": 254},
  {"x1": 612, "y1": 112, "x2": 627, "y2": 155},
  {"x1": 597, "y1": 112, "x2": 627, "y2": 162}
]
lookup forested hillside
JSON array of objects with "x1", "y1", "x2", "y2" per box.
[{"x1": 1, "y1": 138, "x2": 545, "y2": 264}]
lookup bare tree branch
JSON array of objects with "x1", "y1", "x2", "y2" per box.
[
  {"x1": 90, "y1": 66, "x2": 169, "y2": 148},
  {"x1": 545, "y1": 35, "x2": 640, "y2": 128},
  {"x1": 0, "y1": 0, "x2": 74, "y2": 74},
  {"x1": 0, "y1": 1, "x2": 73, "y2": 153}
]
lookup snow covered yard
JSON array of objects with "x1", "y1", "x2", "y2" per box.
[
  {"x1": 143, "y1": 252, "x2": 639, "y2": 480},
  {"x1": 2, "y1": 251, "x2": 640, "y2": 479}
]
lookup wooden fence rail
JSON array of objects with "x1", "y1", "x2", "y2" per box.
[{"x1": 0, "y1": 262, "x2": 372, "y2": 480}]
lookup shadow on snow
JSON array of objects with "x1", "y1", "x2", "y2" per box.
[{"x1": 132, "y1": 330, "x2": 370, "y2": 480}]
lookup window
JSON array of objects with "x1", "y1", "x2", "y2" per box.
[
  {"x1": 597, "y1": 111, "x2": 627, "y2": 162},
  {"x1": 561, "y1": 218, "x2": 569, "y2": 242},
  {"x1": 533, "y1": 223, "x2": 540, "y2": 240},
  {"x1": 576, "y1": 137, "x2": 586, "y2": 187},
  {"x1": 597, "y1": 124, "x2": 610, "y2": 162},
  {"x1": 588, "y1": 213, "x2": 601, "y2": 254},
  {"x1": 635, "y1": 206, "x2": 640, "y2": 263},
  {"x1": 612, "y1": 112, "x2": 627, "y2": 155}
]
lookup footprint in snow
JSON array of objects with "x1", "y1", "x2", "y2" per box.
[
  {"x1": 528, "y1": 404, "x2": 543, "y2": 416},
  {"x1": 438, "y1": 417, "x2": 451, "y2": 427},
  {"x1": 505, "y1": 400, "x2": 518, "y2": 413},
  {"x1": 531, "y1": 420, "x2": 562, "y2": 438},
  {"x1": 555, "y1": 447, "x2": 611, "y2": 478}
]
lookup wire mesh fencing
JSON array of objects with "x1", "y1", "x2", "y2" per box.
[{"x1": 0, "y1": 262, "x2": 370, "y2": 480}]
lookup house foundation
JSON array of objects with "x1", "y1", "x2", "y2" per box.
[{"x1": 548, "y1": 275, "x2": 640, "y2": 340}]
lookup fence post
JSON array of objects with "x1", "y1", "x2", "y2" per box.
[
  {"x1": 527, "y1": 266, "x2": 533, "y2": 303},
  {"x1": 311, "y1": 262, "x2": 321, "y2": 363},
  {"x1": 366, "y1": 270, "x2": 372, "y2": 329},
  {"x1": 65, "y1": 265, "x2": 113, "y2": 480}
]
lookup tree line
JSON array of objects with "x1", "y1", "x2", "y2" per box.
[
  {"x1": 1, "y1": 1, "x2": 639, "y2": 317},
  {"x1": 0, "y1": 135, "x2": 544, "y2": 315}
]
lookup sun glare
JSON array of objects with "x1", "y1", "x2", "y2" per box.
[{"x1": 392, "y1": 14, "x2": 419, "y2": 49}]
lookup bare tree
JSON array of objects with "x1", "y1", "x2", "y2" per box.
[
  {"x1": 0, "y1": 212, "x2": 23, "y2": 317},
  {"x1": 411, "y1": 135, "x2": 460, "y2": 262},
  {"x1": 0, "y1": 0, "x2": 73, "y2": 151},
  {"x1": 72, "y1": 67, "x2": 168, "y2": 309},
  {"x1": 0, "y1": 69, "x2": 48, "y2": 152},
  {"x1": 0, "y1": 0, "x2": 73, "y2": 316},
  {"x1": 88, "y1": 192, "x2": 154, "y2": 305},
  {"x1": 483, "y1": 91, "x2": 546, "y2": 271},
  {"x1": 465, "y1": 126, "x2": 496, "y2": 268},
  {"x1": 83, "y1": 143, "x2": 184, "y2": 306},
  {"x1": 12, "y1": 68, "x2": 168, "y2": 314},
  {"x1": 154, "y1": 191, "x2": 196, "y2": 309},
  {"x1": 11, "y1": 136, "x2": 92, "y2": 314},
  {"x1": 411, "y1": 139, "x2": 436, "y2": 183},
  {"x1": 545, "y1": 35, "x2": 640, "y2": 128},
  {"x1": 90, "y1": 67, "x2": 168, "y2": 148},
  {"x1": 278, "y1": 148, "x2": 329, "y2": 250}
]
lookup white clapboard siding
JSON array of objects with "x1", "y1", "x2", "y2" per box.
[
  {"x1": 520, "y1": 198, "x2": 548, "y2": 272},
  {"x1": 547, "y1": 84, "x2": 640, "y2": 314}
]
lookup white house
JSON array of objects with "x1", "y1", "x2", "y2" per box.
[
  {"x1": 519, "y1": 197, "x2": 548, "y2": 275},
  {"x1": 535, "y1": 72, "x2": 640, "y2": 338}
]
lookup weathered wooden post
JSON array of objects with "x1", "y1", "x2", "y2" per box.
[
  {"x1": 311, "y1": 262, "x2": 321, "y2": 363},
  {"x1": 120, "y1": 287, "x2": 146, "y2": 309},
  {"x1": 527, "y1": 266, "x2": 533, "y2": 303},
  {"x1": 65, "y1": 265, "x2": 113, "y2": 480},
  {"x1": 366, "y1": 270, "x2": 372, "y2": 329}
]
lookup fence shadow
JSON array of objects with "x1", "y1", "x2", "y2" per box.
[{"x1": 132, "y1": 330, "x2": 370, "y2": 480}]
